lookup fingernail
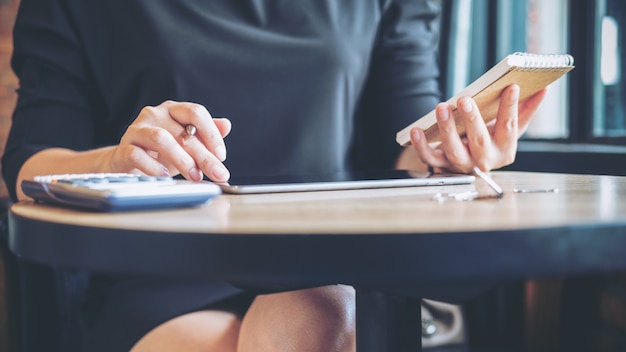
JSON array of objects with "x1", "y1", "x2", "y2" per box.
[
  {"x1": 211, "y1": 164, "x2": 230, "y2": 182},
  {"x1": 188, "y1": 167, "x2": 203, "y2": 181},
  {"x1": 459, "y1": 98, "x2": 473, "y2": 113},
  {"x1": 510, "y1": 84, "x2": 520, "y2": 100},
  {"x1": 411, "y1": 128, "x2": 421, "y2": 142},
  {"x1": 161, "y1": 166, "x2": 171, "y2": 177},
  {"x1": 215, "y1": 145, "x2": 227, "y2": 161},
  {"x1": 436, "y1": 103, "x2": 450, "y2": 121}
]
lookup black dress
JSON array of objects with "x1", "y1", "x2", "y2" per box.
[{"x1": 3, "y1": 0, "x2": 441, "y2": 350}]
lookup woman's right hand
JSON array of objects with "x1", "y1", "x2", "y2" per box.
[{"x1": 110, "y1": 100, "x2": 232, "y2": 182}]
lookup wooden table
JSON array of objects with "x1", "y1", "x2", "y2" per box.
[{"x1": 9, "y1": 171, "x2": 626, "y2": 351}]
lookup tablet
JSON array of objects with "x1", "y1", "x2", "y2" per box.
[{"x1": 218, "y1": 170, "x2": 475, "y2": 194}]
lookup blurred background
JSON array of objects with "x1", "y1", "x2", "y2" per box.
[{"x1": 0, "y1": 1, "x2": 625, "y2": 351}]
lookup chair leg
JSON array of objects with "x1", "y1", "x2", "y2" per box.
[{"x1": 523, "y1": 278, "x2": 563, "y2": 351}]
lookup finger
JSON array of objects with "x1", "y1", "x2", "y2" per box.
[
  {"x1": 409, "y1": 128, "x2": 448, "y2": 169},
  {"x1": 179, "y1": 130, "x2": 230, "y2": 182},
  {"x1": 492, "y1": 84, "x2": 520, "y2": 153},
  {"x1": 124, "y1": 123, "x2": 202, "y2": 181},
  {"x1": 168, "y1": 102, "x2": 227, "y2": 162},
  {"x1": 214, "y1": 117, "x2": 232, "y2": 138},
  {"x1": 436, "y1": 102, "x2": 473, "y2": 172},
  {"x1": 113, "y1": 144, "x2": 171, "y2": 177},
  {"x1": 456, "y1": 96, "x2": 493, "y2": 170},
  {"x1": 168, "y1": 109, "x2": 230, "y2": 182},
  {"x1": 162, "y1": 101, "x2": 231, "y2": 138}
]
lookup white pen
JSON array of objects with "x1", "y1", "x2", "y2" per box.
[{"x1": 472, "y1": 166, "x2": 504, "y2": 198}]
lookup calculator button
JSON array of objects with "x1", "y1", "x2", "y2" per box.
[
  {"x1": 138, "y1": 176, "x2": 157, "y2": 182},
  {"x1": 86, "y1": 177, "x2": 109, "y2": 183},
  {"x1": 106, "y1": 176, "x2": 140, "y2": 183}
]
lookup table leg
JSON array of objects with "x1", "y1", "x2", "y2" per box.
[{"x1": 355, "y1": 290, "x2": 422, "y2": 352}]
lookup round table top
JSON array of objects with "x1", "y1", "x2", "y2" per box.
[{"x1": 10, "y1": 171, "x2": 626, "y2": 235}]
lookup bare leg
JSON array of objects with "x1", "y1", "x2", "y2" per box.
[
  {"x1": 237, "y1": 285, "x2": 356, "y2": 352},
  {"x1": 130, "y1": 310, "x2": 241, "y2": 352}
]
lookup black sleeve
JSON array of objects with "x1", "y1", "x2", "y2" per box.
[
  {"x1": 2, "y1": 0, "x2": 100, "y2": 201},
  {"x1": 351, "y1": 0, "x2": 441, "y2": 170}
]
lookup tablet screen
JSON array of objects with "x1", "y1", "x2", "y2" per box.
[{"x1": 218, "y1": 170, "x2": 475, "y2": 194}]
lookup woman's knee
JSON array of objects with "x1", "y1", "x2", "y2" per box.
[
  {"x1": 295, "y1": 284, "x2": 356, "y2": 326},
  {"x1": 239, "y1": 285, "x2": 356, "y2": 352},
  {"x1": 130, "y1": 310, "x2": 241, "y2": 352}
]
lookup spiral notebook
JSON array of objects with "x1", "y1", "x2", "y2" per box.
[{"x1": 396, "y1": 52, "x2": 575, "y2": 146}]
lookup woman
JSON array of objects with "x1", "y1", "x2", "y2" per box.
[{"x1": 2, "y1": 1, "x2": 546, "y2": 351}]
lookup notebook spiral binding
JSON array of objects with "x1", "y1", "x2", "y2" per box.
[{"x1": 512, "y1": 52, "x2": 575, "y2": 71}]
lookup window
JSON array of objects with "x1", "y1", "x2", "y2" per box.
[
  {"x1": 442, "y1": 0, "x2": 626, "y2": 145},
  {"x1": 596, "y1": 0, "x2": 625, "y2": 137},
  {"x1": 518, "y1": 0, "x2": 570, "y2": 139}
]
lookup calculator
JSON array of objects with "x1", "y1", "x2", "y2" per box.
[{"x1": 21, "y1": 173, "x2": 222, "y2": 212}]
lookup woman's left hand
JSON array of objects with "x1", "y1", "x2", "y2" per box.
[{"x1": 408, "y1": 84, "x2": 548, "y2": 173}]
